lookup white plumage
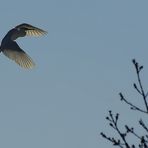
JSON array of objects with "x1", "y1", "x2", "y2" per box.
[{"x1": 0, "y1": 23, "x2": 47, "y2": 69}]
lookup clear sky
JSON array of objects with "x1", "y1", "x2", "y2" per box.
[{"x1": 0, "y1": 0, "x2": 148, "y2": 148}]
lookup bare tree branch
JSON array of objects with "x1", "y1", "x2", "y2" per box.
[{"x1": 101, "y1": 59, "x2": 148, "y2": 148}]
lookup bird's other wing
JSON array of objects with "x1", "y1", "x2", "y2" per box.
[
  {"x1": 2, "y1": 42, "x2": 35, "y2": 69},
  {"x1": 15, "y1": 23, "x2": 47, "y2": 37}
]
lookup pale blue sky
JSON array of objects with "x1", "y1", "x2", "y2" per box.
[{"x1": 0, "y1": 0, "x2": 148, "y2": 148}]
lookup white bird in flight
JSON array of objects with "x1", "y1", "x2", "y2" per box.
[{"x1": 0, "y1": 23, "x2": 47, "y2": 69}]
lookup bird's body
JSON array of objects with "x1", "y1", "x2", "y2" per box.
[{"x1": 0, "y1": 23, "x2": 47, "y2": 69}]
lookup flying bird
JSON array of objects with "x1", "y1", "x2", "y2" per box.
[{"x1": 0, "y1": 23, "x2": 47, "y2": 69}]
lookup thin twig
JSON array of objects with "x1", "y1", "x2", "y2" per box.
[
  {"x1": 133, "y1": 59, "x2": 148, "y2": 112},
  {"x1": 119, "y1": 93, "x2": 147, "y2": 114}
]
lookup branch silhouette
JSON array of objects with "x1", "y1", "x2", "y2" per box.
[
  {"x1": 119, "y1": 59, "x2": 148, "y2": 113},
  {"x1": 100, "y1": 59, "x2": 148, "y2": 148}
]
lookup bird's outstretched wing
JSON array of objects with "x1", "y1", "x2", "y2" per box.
[
  {"x1": 15, "y1": 23, "x2": 47, "y2": 37},
  {"x1": 9, "y1": 23, "x2": 47, "y2": 40},
  {"x1": 2, "y1": 42, "x2": 35, "y2": 69}
]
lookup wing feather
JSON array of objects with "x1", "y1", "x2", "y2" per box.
[
  {"x1": 2, "y1": 48, "x2": 35, "y2": 69},
  {"x1": 15, "y1": 23, "x2": 47, "y2": 37}
]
